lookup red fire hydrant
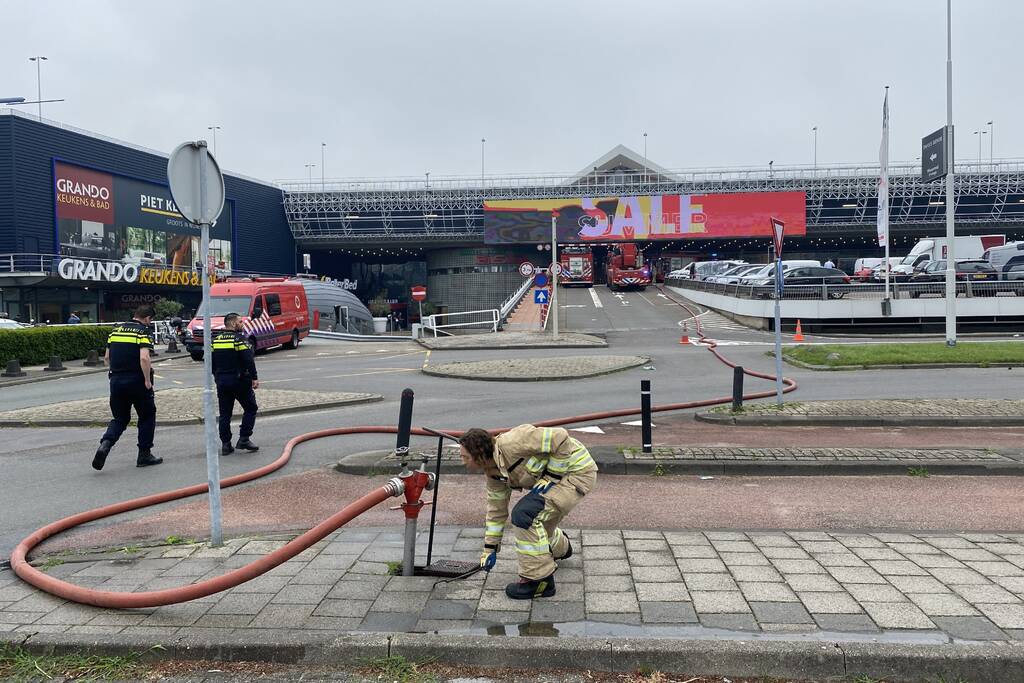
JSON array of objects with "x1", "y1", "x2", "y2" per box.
[{"x1": 396, "y1": 458, "x2": 435, "y2": 576}]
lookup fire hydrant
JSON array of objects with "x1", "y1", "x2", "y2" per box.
[{"x1": 396, "y1": 456, "x2": 435, "y2": 576}]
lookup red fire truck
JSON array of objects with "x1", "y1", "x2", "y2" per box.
[
  {"x1": 558, "y1": 246, "x2": 594, "y2": 287},
  {"x1": 606, "y1": 243, "x2": 651, "y2": 291}
]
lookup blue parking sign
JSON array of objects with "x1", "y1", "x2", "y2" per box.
[{"x1": 534, "y1": 289, "x2": 549, "y2": 304}]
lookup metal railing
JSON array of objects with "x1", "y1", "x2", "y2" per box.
[
  {"x1": 498, "y1": 276, "x2": 534, "y2": 323},
  {"x1": 668, "y1": 277, "x2": 1024, "y2": 301},
  {"x1": 423, "y1": 309, "x2": 500, "y2": 337}
]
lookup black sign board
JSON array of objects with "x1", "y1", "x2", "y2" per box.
[{"x1": 922, "y1": 127, "x2": 949, "y2": 182}]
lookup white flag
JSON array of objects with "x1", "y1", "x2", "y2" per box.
[{"x1": 877, "y1": 90, "x2": 889, "y2": 247}]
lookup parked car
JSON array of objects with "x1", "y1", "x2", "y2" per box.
[
  {"x1": 0, "y1": 318, "x2": 26, "y2": 330},
  {"x1": 738, "y1": 260, "x2": 822, "y2": 286},
  {"x1": 712, "y1": 264, "x2": 763, "y2": 284},
  {"x1": 752, "y1": 266, "x2": 850, "y2": 298},
  {"x1": 908, "y1": 259, "x2": 999, "y2": 297}
]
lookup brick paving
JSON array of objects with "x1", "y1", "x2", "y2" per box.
[
  {"x1": 5, "y1": 527, "x2": 1024, "y2": 642},
  {"x1": 423, "y1": 355, "x2": 648, "y2": 381},
  {"x1": 721, "y1": 399, "x2": 1024, "y2": 417},
  {"x1": 621, "y1": 446, "x2": 1010, "y2": 463},
  {"x1": 0, "y1": 388, "x2": 380, "y2": 425}
]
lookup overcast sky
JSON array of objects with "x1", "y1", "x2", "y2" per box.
[{"x1": 3, "y1": 1, "x2": 1021, "y2": 183}]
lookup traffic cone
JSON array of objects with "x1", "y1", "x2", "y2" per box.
[
  {"x1": 793, "y1": 320, "x2": 805, "y2": 342},
  {"x1": 679, "y1": 322, "x2": 690, "y2": 345}
]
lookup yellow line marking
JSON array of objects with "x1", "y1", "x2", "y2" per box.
[
  {"x1": 423, "y1": 350, "x2": 431, "y2": 368},
  {"x1": 154, "y1": 374, "x2": 164, "y2": 379},
  {"x1": 318, "y1": 368, "x2": 418, "y2": 380},
  {"x1": 172, "y1": 380, "x2": 183, "y2": 385}
]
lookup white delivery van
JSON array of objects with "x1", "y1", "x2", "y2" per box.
[
  {"x1": 984, "y1": 242, "x2": 1024, "y2": 277},
  {"x1": 891, "y1": 235, "x2": 1006, "y2": 278}
]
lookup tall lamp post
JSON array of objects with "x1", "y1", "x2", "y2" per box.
[
  {"x1": 812, "y1": 126, "x2": 818, "y2": 171},
  {"x1": 944, "y1": 0, "x2": 956, "y2": 346},
  {"x1": 973, "y1": 130, "x2": 987, "y2": 165},
  {"x1": 28, "y1": 56, "x2": 47, "y2": 121},
  {"x1": 480, "y1": 138, "x2": 486, "y2": 185},
  {"x1": 642, "y1": 132, "x2": 648, "y2": 185},
  {"x1": 321, "y1": 142, "x2": 326, "y2": 191},
  {"x1": 207, "y1": 126, "x2": 221, "y2": 157},
  {"x1": 304, "y1": 163, "x2": 316, "y2": 185},
  {"x1": 987, "y1": 120, "x2": 994, "y2": 169}
]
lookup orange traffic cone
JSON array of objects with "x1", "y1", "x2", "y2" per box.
[
  {"x1": 680, "y1": 322, "x2": 690, "y2": 345},
  {"x1": 793, "y1": 319, "x2": 805, "y2": 342}
]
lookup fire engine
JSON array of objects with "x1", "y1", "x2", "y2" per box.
[
  {"x1": 606, "y1": 243, "x2": 651, "y2": 291},
  {"x1": 558, "y1": 246, "x2": 594, "y2": 287}
]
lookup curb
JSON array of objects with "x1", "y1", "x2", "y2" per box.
[
  {"x1": 335, "y1": 446, "x2": 1024, "y2": 477},
  {"x1": 695, "y1": 412, "x2": 1024, "y2": 427},
  {"x1": 0, "y1": 394, "x2": 383, "y2": 428},
  {"x1": 0, "y1": 353, "x2": 190, "y2": 389},
  {"x1": 421, "y1": 356, "x2": 648, "y2": 382},
  {"x1": 415, "y1": 340, "x2": 609, "y2": 350},
  {"x1": 781, "y1": 354, "x2": 1024, "y2": 371},
  {"x1": 2, "y1": 631, "x2": 1022, "y2": 682}
]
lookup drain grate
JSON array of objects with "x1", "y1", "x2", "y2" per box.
[{"x1": 415, "y1": 559, "x2": 479, "y2": 578}]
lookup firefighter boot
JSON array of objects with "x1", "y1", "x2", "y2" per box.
[
  {"x1": 236, "y1": 438, "x2": 259, "y2": 452},
  {"x1": 92, "y1": 440, "x2": 114, "y2": 471},
  {"x1": 136, "y1": 450, "x2": 163, "y2": 467},
  {"x1": 505, "y1": 574, "x2": 556, "y2": 600},
  {"x1": 556, "y1": 538, "x2": 573, "y2": 561},
  {"x1": 220, "y1": 442, "x2": 235, "y2": 456}
]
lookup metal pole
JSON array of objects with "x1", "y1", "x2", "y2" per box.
[
  {"x1": 321, "y1": 143, "x2": 326, "y2": 191},
  {"x1": 198, "y1": 143, "x2": 223, "y2": 547},
  {"x1": 425, "y1": 434, "x2": 444, "y2": 567},
  {"x1": 988, "y1": 121, "x2": 994, "y2": 169},
  {"x1": 643, "y1": 132, "x2": 648, "y2": 185},
  {"x1": 883, "y1": 88, "x2": 890, "y2": 301},
  {"x1": 395, "y1": 388, "x2": 416, "y2": 577},
  {"x1": 945, "y1": 0, "x2": 957, "y2": 346},
  {"x1": 641, "y1": 379, "x2": 652, "y2": 454},
  {"x1": 551, "y1": 213, "x2": 559, "y2": 339},
  {"x1": 812, "y1": 127, "x2": 817, "y2": 171},
  {"x1": 774, "y1": 257, "x2": 784, "y2": 405},
  {"x1": 481, "y1": 138, "x2": 485, "y2": 185},
  {"x1": 732, "y1": 365, "x2": 744, "y2": 412}
]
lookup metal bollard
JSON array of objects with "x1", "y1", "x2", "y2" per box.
[
  {"x1": 732, "y1": 366, "x2": 744, "y2": 412},
  {"x1": 44, "y1": 355, "x2": 66, "y2": 372},
  {"x1": 395, "y1": 388, "x2": 418, "y2": 577},
  {"x1": 641, "y1": 379, "x2": 652, "y2": 454}
]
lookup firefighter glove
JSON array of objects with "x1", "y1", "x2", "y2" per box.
[
  {"x1": 480, "y1": 545, "x2": 498, "y2": 571},
  {"x1": 531, "y1": 478, "x2": 555, "y2": 494}
]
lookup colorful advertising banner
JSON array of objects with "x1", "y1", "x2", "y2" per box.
[
  {"x1": 484, "y1": 191, "x2": 806, "y2": 244},
  {"x1": 54, "y1": 161, "x2": 234, "y2": 271}
]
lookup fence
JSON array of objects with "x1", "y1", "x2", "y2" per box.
[
  {"x1": 423, "y1": 309, "x2": 500, "y2": 337},
  {"x1": 667, "y1": 278, "x2": 1024, "y2": 302}
]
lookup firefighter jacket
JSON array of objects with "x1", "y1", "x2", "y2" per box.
[
  {"x1": 211, "y1": 330, "x2": 258, "y2": 381},
  {"x1": 483, "y1": 424, "x2": 598, "y2": 548}
]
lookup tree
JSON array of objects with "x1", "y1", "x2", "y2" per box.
[{"x1": 154, "y1": 298, "x2": 184, "y2": 320}]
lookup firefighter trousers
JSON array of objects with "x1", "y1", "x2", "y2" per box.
[{"x1": 510, "y1": 469, "x2": 596, "y2": 580}]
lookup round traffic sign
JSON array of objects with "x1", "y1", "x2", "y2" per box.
[
  {"x1": 519, "y1": 261, "x2": 535, "y2": 277},
  {"x1": 411, "y1": 285, "x2": 427, "y2": 302},
  {"x1": 550, "y1": 262, "x2": 563, "y2": 276},
  {"x1": 167, "y1": 141, "x2": 225, "y2": 225},
  {"x1": 534, "y1": 273, "x2": 548, "y2": 288}
]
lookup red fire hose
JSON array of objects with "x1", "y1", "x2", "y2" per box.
[{"x1": 11, "y1": 288, "x2": 796, "y2": 608}]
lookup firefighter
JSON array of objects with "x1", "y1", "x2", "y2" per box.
[
  {"x1": 212, "y1": 313, "x2": 260, "y2": 455},
  {"x1": 458, "y1": 425, "x2": 597, "y2": 600},
  {"x1": 92, "y1": 305, "x2": 162, "y2": 470}
]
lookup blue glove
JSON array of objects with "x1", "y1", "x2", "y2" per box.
[
  {"x1": 531, "y1": 478, "x2": 555, "y2": 494},
  {"x1": 480, "y1": 547, "x2": 498, "y2": 571}
]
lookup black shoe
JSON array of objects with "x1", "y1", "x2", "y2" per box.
[
  {"x1": 556, "y1": 537, "x2": 573, "y2": 561},
  {"x1": 220, "y1": 442, "x2": 235, "y2": 456},
  {"x1": 136, "y1": 450, "x2": 163, "y2": 467},
  {"x1": 505, "y1": 574, "x2": 556, "y2": 600},
  {"x1": 236, "y1": 438, "x2": 259, "y2": 452},
  {"x1": 92, "y1": 440, "x2": 113, "y2": 471}
]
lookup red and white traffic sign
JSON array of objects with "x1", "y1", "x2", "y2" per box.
[
  {"x1": 770, "y1": 217, "x2": 785, "y2": 257},
  {"x1": 519, "y1": 261, "x2": 535, "y2": 277},
  {"x1": 550, "y1": 262, "x2": 563, "y2": 276},
  {"x1": 411, "y1": 285, "x2": 427, "y2": 302}
]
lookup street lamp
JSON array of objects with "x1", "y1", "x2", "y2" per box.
[
  {"x1": 207, "y1": 126, "x2": 221, "y2": 157},
  {"x1": 28, "y1": 56, "x2": 47, "y2": 121},
  {"x1": 480, "y1": 138, "x2": 486, "y2": 186},
  {"x1": 321, "y1": 142, "x2": 326, "y2": 191},
  {"x1": 304, "y1": 163, "x2": 316, "y2": 184},
  {"x1": 973, "y1": 130, "x2": 987, "y2": 166},
  {"x1": 642, "y1": 132, "x2": 648, "y2": 184},
  {"x1": 987, "y1": 120, "x2": 994, "y2": 168},
  {"x1": 425, "y1": 172, "x2": 430, "y2": 189},
  {"x1": 768, "y1": 160, "x2": 774, "y2": 179},
  {"x1": 811, "y1": 126, "x2": 818, "y2": 171}
]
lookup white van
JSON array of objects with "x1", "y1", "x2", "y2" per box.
[
  {"x1": 891, "y1": 236, "x2": 1006, "y2": 278},
  {"x1": 738, "y1": 260, "x2": 821, "y2": 285},
  {"x1": 984, "y1": 242, "x2": 1024, "y2": 277}
]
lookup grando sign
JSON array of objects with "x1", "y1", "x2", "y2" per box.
[{"x1": 58, "y1": 258, "x2": 138, "y2": 283}]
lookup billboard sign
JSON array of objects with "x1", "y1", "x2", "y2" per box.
[
  {"x1": 921, "y1": 127, "x2": 948, "y2": 183},
  {"x1": 484, "y1": 191, "x2": 806, "y2": 244},
  {"x1": 54, "y1": 161, "x2": 234, "y2": 271}
]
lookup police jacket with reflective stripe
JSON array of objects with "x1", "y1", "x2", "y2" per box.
[
  {"x1": 107, "y1": 320, "x2": 153, "y2": 380},
  {"x1": 211, "y1": 330, "x2": 258, "y2": 380}
]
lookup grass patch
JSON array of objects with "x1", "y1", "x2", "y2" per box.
[
  {"x1": 0, "y1": 643, "x2": 151, "y2": 681},
  {"x1": 38, "y1": 556, "x2": 65, "y2": 572},
  {"x1": 784, "y1": 342, "x2": 1024, "y2": 368},
  {"x1": 908, "y1": 466, "x2": 931, "y2": 478},
  {"x1": 386, "y1": 560, "x2": 403, "y2": 575},
  {"x1": 164, "y1": 535, "x2": 193, "y2": 546},
  {"x1": 361, "y1": 655, "x2": 437, "y2": 683}
]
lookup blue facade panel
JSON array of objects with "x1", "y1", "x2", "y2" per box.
[{"x1": 0, "y1": 113, "x2": 294, "y2": 273}]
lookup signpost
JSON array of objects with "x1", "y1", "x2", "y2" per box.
[
  {"x1": 167, "y1": 140, "x2": 226, "y2": 546},
  {"x1": 518, "y1": 261, "x2": 535, "y2": 277},
  {"x1": 770, "y1": 217, "x2": 785, "y2": 406},
  {"x1": 921, "y1": 127, "x2": 948, "y2": 183},
  {"x1": 411, "y1": 285, "x2": 427, "y2": 326},
  {"x1": 534, "y1": 289, "x2": 549, "y2": 305},
  {"x1": 551, "y1": 213, "x2": 559, "y2": 340}
]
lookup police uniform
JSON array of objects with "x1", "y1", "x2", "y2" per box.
[
  {"x1": 98, "y1": 320, "x2": 158, "y2": 464},
  {"x1": 211, "y1": 328, "x2": 259, "y2": 451}
]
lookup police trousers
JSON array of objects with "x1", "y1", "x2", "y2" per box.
[
  {"x1": 509, "y1": 469, "x2": 596, "y2": 580},
  {"x1": 102, "y1": 375, "x2": 156, "y2": 451},
  {"x1": 216, "y1": 376, "x2": 258, "y2": 444}
]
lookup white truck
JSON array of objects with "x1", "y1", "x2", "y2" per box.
[{"x1": 888, "y1": 235, "x2": 1006, "y2": 279}]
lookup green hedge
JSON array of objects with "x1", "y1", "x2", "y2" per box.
[{"x1": 0, "y1": 325, "x2": 116, "y2": 367}]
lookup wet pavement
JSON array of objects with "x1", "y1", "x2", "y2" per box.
[{"x1": 5, "y1": 527, "x2": 1024, "y2": 644}]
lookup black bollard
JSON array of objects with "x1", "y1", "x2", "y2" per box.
[
  {"x1": 44, "y1": 355, "x2": 66, "y2": 372},
  {"x1": 395, "y1": 388, "x2": 415, "y2": 466},
  {"x1": 2, "y1": 359, "x2": 26, "y2": 378},
  {"x1": 167, "y1": 337, "x2": 179, "y2": 353},
  {"x1": 83, "y1": 349, "x2": 103, "y2": 367},
  {"x1": 732, "y1": 365, "x2": 744, "y2": 412},
  {"x1": 641, "y1": 379, "x2": 652, "y2": 454}
]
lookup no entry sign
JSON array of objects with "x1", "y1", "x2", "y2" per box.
[{"x1": 411, "y1": 285, "x2": 427, "y2": 302}]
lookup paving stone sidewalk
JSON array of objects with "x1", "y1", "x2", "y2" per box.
[
  {"x1": 620, "y1": 446, "x2": 1011, "y2": 463},
  {"x1": 423, "y1": 355, "x2": 648, "y2": 381},
  {"x1": 4, "y1": 527, "x2": 1024, "y2": 643},
  {"x1": 0, "y1": 388, "x2": 381, "y2": 426},
  {"x1": 418, "y1": 331, "x2": 606, "y2": 349},
  {"x1": 699, "y1": 399, "x2": 1024, "y2": 426}
]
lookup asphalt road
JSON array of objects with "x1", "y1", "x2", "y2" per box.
[{"x1": 2, "y1": 284, "x2": 1022, "y2": 559}]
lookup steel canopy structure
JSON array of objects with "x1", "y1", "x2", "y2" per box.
[{"x1": 282, "y1": 155, "x2": 1024, "y2": 248}]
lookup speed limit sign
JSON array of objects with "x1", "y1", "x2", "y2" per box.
[
  {"x1": 519, "y1": 262, "x2": 535, "y2": 277},
  {"x1": 550, "y1": 262, "x2": 563, "y2": 276}
]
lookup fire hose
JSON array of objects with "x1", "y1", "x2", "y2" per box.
[{"x1": 11, "y1": 288, "x2": 796, "y2": 608}]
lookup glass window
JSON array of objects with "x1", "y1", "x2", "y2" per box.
[
  {"x1": 197, "y1": 296, "x2": 253, "y2": 317},
  {"x1": 266, "y1": 293, "x2": 282, "y2": 316}
]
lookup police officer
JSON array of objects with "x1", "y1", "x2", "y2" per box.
[
  {"x1": 92, "y1": 305, "x2": 162, "y2": 470},
  {"x1": 212, "y1": 313, "x2": 260, "y2": 455}
]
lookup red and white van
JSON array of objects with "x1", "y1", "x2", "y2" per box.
[{"x1": 185, "y1": 277, "x2": 310, "y2": 360}]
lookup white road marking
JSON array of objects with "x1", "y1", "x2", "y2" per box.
[
  {"x1": 620, "y1": 420, "x2": 655, "y2": 427},
  {"x1": 588, "y1": 289, "x2": 603, "y2": 308},
  {"x1": 346, "y1": 351, "x2": 360, "y2": 354},
  {"x1": 154, "y1": 374, "x2": 164, "y2": 379},
  {"x1": 570, "y1": 426, "x2": 605, "y2": 434},
  {"x1": 173, "y1": 380, "x2": 183, "y2": 385},
  {"x1": 638, "y1": 293, "x2": 658, "y2": 306}
]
